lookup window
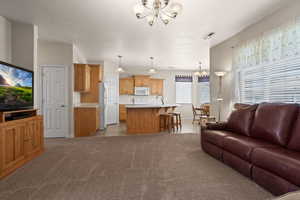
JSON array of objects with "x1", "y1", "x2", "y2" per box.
[
  {"x1": 198, "y1": 76, "x2": 210, "y2": 104},
  {"x1": 175, "y1": 75, "x2": 192, "y2": 104},
  {"x1": 235, "y1": 16, "x2": 300, "y2": 104},
  {"x1": 238, "y1": 57, "x2": 300, "y2": 104}
]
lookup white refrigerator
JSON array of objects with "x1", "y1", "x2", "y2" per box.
[{"x1": 99, "y1": 82, "x2": 107, "y2": 130}]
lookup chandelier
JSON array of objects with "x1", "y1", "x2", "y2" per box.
[
  {"x1": 194, "y1": 62, "x2": 209, "y2": 77},
  {"x1": 133, "y1": 0, "x2": 183, "y2": 26}
]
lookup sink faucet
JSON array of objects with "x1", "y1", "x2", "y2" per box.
[
  {"x1": 161, "y1": 96, "x2": 165, "y2": 105},
  {"x1": 132, "y1": 97, "x2": 135, "y2": 104}
]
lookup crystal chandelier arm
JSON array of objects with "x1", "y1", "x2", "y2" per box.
[
  {"x1": 140, "y1": 0, "x2": 153, "y2": 10},
  {"x1": 137, "y1": 12, "x2": 153, "y2": 19},
  {"x1": 161, "y1": 10, "x2": 177, "y2": 19}
]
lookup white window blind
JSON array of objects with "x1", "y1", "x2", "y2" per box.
[
  {"x1": 198, "y1": 76, "x2": 210, "y2": 104},
  {"x1": 175, "y1": 75, "x2": 192, "y2": 104},
  {"x1": 239, "y1": 57, "x2": 300, "y2": 104},
  {"x1": 235, "y1": 16, "x2": 300, "y2": 104}
]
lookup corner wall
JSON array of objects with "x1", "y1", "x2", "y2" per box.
[
  {"x1": 0, "y1": 16, "x2": 11, "y2": 63},
  {"x1": 210, "y1": 0, "x2": 300, "y2": 121}
]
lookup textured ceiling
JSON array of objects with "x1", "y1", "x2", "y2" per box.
[{"x1": 0, "y1": 0, "x2": 290, "y2": 70}]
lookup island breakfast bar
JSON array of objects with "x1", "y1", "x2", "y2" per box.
[{"x1": 126, "y1": 104, "x2": 178, "y2": 134}]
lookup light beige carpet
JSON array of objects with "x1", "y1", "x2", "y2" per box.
[{"x1": 0, "y1": 134, "x2": 273, "y2": 200}]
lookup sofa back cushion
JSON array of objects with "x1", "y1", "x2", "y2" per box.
[
  {"x1": 251, "y1": 103, "x2": 298, "y2": 146},
  {"x1": 288, "y1": 110, "x2": 300, "y2": 151},
  {"x1": 226, "y1": 104, "x2": 258, "y2": 136}
]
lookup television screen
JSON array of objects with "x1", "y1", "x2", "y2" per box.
[{"x1": 0, "y1": 61, "x2": 33, "y2": 111}]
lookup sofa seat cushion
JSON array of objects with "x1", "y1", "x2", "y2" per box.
[
  {"x1": 223, "y1": 135, "x2": 277, "y2": 162},
  {"x1": 252, "y1": 148, "x2": 300, "y2": 186},
  {"x1": 202, "y1": 130, "x2": 236, "y2": 148},
  {"x1": 227, "y1": 104, "x2": 258, "y2": 136},
  {"x1": 251, "y1": 103, "x2": 298, "y2": 146}
]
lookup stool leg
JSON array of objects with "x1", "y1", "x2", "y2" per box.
[
  {"x1": 175, "y1": 115, "x2": 179, "y2": 130},
  {"x1": 170, "y1": 116, "x2": 173, "y2": 133},
  {"x1": 179, "y1": 114, "x2": 182, "y2": 129}
]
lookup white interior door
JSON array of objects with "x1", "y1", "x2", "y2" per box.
[
  {"x1": 105, "y1": 77, "x2": 118, "y2": 125},
  {"x1": 42, "y1": 66, "x2": 68, "y2": 138}
]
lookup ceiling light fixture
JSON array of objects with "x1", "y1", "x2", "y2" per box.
[
  {"x1": 133, "y1": 0, "x2": 183, "y2": 26},
  {"x1": 148, "y1": 57, "x2": 157, "y2": 74},
  {"x1": 194, "y1": 62, "x2": 209, "y2": 77},
  {"x1": 117, "y1": 55, "x2": 125, "y2": 73}
]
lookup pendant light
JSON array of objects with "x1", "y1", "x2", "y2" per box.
[
  {"x1": 148, "y1": 57, "x2": 157, "y2": 74},
  {"x1": 117, "y1": 55, "x2": 125, "y2": 73}
]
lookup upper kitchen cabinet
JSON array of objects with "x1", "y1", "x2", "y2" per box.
[
  {"x1": 134, "y1": 75, "x2": 150, "y2": 87},
  {"x1": 150, "y1": 79, "x2": 164, "y2": 96},
  {"x1": 80, "y1": 65, "x2": 102, "y2": 103},
  {"x1": 120, "y1": 77, "x2": 134, "y2": 95},
  {"x1": 74, "y1": 64, "x2": 91, "y2": 92}
]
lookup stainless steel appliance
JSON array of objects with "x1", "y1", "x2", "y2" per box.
[{"x1": 134, "y1": 87, "x2": 150, "y2": 96}]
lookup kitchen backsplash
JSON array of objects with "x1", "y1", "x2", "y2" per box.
[{"x1": 119, "y1": 95, "x2": 164, "y2": 105}]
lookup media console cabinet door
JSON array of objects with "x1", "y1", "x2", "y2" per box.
[
  {"x1": 26, "y1": 119, "x2": 43, "y2": 155},
  {"x1": 1, "y1": 123, "x2": 26, "y2": 171}
]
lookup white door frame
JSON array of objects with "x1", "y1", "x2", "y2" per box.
[{"x1": 38, "y1": 65, "x2": 69, "y2": 138}]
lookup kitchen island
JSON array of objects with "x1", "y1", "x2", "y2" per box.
[{"x1": 126, "y1": 104, "x2": 178, "y2": 134}]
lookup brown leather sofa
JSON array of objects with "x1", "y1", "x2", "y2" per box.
[{"x1": 201, "y1": 103, "x2": 300, "y2": 196}]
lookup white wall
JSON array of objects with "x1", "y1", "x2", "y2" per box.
[
  {"x1": 37, "y1": 40, "x2": 74, "y2": 137},
  {"x1": 210, "y1": 0, "x2": 300, "y2": 121},
  {"x1": 73, "y1": 45, "x2": 87, "y2": 64},
  {"x1": 119, "y1": 70, "x2": 201, "y2": 119},
  {"x1": 0, "y1": 16, "x2": 11, "y2": 63},
  {"x1": 11, "y1": 21, "x2": 37, "y2": 71}
]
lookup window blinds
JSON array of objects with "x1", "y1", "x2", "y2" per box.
[
  {"x1": 235, "y1": 16, "x2": 300, "y2": 104},
  {"x1": 239, "y1": 57, "x2": 300, "y2": 104},
  {"x1": 175, "y1": 75, "x2": 192, "y2": 104},
  {"x1": 198, "y1": 76, "x2": 210, "y2": 104}
]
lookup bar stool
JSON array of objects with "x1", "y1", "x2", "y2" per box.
[
  {"x1": 169, "y1": 112, "x2": 182, "y2": 130},
  {"x1": 160, "y1": 113, "x2": 174, "y2": 132}
]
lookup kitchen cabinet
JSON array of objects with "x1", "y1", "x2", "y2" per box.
[
  {"x1": 150, "y1": 79, "x2": 164, "y2": 96},
  {"x1": 134, "y1": 75, "x2": 150, "y2": 87},
  {"x1": 120, "y1": 77, "x2": 134, "y2": 95},
  {"x1": 119, "y1": 104, "x2": 127, "y2": 121},
  {"x1": 80, "y1": 65, "x2": 102, "y2": 103},
  {"x1": 74, "y1": 107, "x2": 100, "y2": 137},
  {"x1": 74, "y1": 64, "x2": 91, "y2": 92}
]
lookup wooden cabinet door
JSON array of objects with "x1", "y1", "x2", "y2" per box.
[
  {"x1": 26, "y1": 119, "x2": 42, "y2": 155},
  {"x1": 74, "y1": 64, "x2": 91, "y2": 92},
  {"x1": 81, "y1": 65, "x2": 100, "y2": 103},
  {"x1": 150, "y1": 79, "x2": 164, "y2": 96},
  {"x1": 1, "y1": 123, "x2": 26, "y2": 171},
  {"x1": 150, "y1": 79, "x2": 158, "y2": 95},
  {"x1": 156, "y1": 79, "x2": 164, "y2": 96},
  {"x1": 119, "y1": 105, "x2": 127, "y2": 121},
  {"x1": 134, "y1": 76, "x2": 150, "y2": 87},
  {"x1": 74, "y1": 108, "x2": 98, "y2": 137},
  {"x1": 120, "y1": 78, "x2": 134, "y2": 95}
]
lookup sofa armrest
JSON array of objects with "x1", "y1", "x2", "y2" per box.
[{"x1": 206, "y1": 122, "x2": 228, "y2": 130}]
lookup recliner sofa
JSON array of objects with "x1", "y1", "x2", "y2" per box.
[{"x1": 201, "y1": 103, "x2": 300, "y2": 196}]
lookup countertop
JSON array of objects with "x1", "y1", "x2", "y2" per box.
[
  {"x1": 74, "y1": 103, "x2": 100, "y2": 108},
  {"x1": 125, "y1": 104, "x2": 179, "y2": 109}
]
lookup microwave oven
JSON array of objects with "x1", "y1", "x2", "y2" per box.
[{"x1": 134, "y1": 87, "x2": 150, "y2": 96}]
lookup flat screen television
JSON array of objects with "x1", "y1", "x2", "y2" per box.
[{"x1": 0, "y1": 61, "x2": 33, "y2": 111}]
